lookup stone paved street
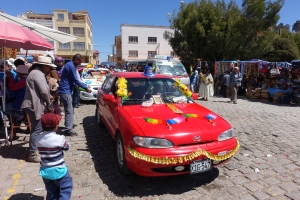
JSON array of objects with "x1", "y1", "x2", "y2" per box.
[{"x1": 0, "y1": 96, "x2": 300, "y2": 200}]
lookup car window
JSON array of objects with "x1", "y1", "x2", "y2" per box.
[
  {"x1": 102, "y1": 76, "x2": 115, "y2": 94},
  {"x1": 122, "y1": 78, "x2": 191, "y2": 105}
]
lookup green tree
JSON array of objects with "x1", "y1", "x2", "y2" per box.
[
  {"x1": 262, "y1": 37, "x2": 299, "y2": 61},
  {"x1": 164, "y1": 0, "x2": 242, "y2": 61},
  {"x1": 292, "y1": 20, "x2": 300, "y2": 32},
  {"x1": 164, "y1": 0, "x2": 285, "y2": 61}
]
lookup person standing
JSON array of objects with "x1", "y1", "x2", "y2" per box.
[
  {"x1": 36, "y1": 113, "x2": 73, "y2": 200},
  {"x1": 21, "y1": 56, "x2": 54, "y2": 162},
  {"x1": 58, "y1": 54, "x2": 91, "y2": 136},
  {"x1": 72, "y1": 66, "x2": 84, "y2": 108},
  {"x1": 228, "y1": 67, "x2": 242, "y2": 104},
  {"x1": 190, "y1": 70, "x2": 199, "y2": 93},
  {"x1": 202, "y1": 70, "x2": 214, "y2": 101},
  {"x1": 221, "y1": 71, "x2": 230, "y2": 98}
]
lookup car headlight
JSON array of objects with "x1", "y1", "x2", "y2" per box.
[
  {"x1": 133, "y1": 136, "x2": 174, "y2": 148},
  {"x1": 218, "y1": 129, "x2": 233, "y2": 141}
]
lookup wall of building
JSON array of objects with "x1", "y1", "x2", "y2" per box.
[
  {"x1": 121, "y1": 24, "x2": 175, "y2": 61},
  {"x1": 53, "y1": 9, "x2": 93, "y2": 63}
]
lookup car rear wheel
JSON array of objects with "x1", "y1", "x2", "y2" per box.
[
  {"x1": 96, "y1": 106, "x2": 105, "y2": 128},
  {"x1": 115, "y1": 134, "x2": 131, "y2": 175}
]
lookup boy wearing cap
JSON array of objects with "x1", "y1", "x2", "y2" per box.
[{"x1": 36, "y1": 113, "x2": 73, "y2": 199}]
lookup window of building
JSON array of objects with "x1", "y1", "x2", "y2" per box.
[
  {"x1": 170, "y1": 51, "x2": 177, "y2": 57},
  {"x1": 148, "y1": 51, "x2": 157, "y2": 57},
  {"x1": 148, "y1": 37, "x2": 157, "y2": 43},
  {"x1": 88, "y1": 29, "x2": 90, "y2": 37},
  {"x1": 58, "y1": 27, "x2": 70, "y2": 34},
  {"x1": 88, "y1": 43, "x2": 91, "y2": 51},
  {"x1": 73, "y1": 42, "x2": 85, "y2": 50},
  {"x1": 57, "y1": 13, "x2": 64, "y2": 20},
  {"x1": 73, "y1": 27, "x2": 84, "y2": 35},
  {"x1": 129, "y1": 50, "x2": 138, "y2": 57},
  {"x1": 59, "y1": 42, "x2": 70, "y2": 49},
  {"x1": 129, "y1": 36, "x2": 138, "y2": 43}
]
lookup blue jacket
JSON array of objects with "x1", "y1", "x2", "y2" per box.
[
  {"x1": 228, "y1": 72, "x2": 242, "y2": 87},
  {"x1": 190, "y1": 73, "x2": 199, "y2": 86},
  {"x1": 58, "y1": 61, "x2": 88, "y2": 95}
]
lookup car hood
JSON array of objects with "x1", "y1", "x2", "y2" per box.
[{"x1": 122, "y1": 103, "x2": 231, "y2": 146}]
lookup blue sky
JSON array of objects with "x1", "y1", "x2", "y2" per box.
[{"x1": 0, "y1": 0, "x2": 299, "y2": 62}]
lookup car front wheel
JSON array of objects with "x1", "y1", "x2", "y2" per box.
[{"x1": 115, "y1": 134, "x2": 131, "y2": 175}]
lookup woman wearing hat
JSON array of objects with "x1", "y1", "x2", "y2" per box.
[
  {"x1": 46, "y1": 61, "x2": 61, "y2": 115},
  {"x1": 5, "y1": 65, "x2": 29, "y2": 138},
  {"x1": 21, "y1": 56, "x2": 54, "y2": 163}
]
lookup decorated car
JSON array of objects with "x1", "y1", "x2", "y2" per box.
[
  {"x1": 95, "y1": 69, "x2": 239, "y2": 177},
  {"x1": 79, "y1": 67, "x2": 110, "y2": 101}
]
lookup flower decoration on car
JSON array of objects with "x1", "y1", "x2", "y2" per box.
[
  {"x1": 128, "y1": 140, "x2": 240, "y2": 164},
  {"x1": 116, "y1": 77, "x2": 128, "y2": 97},
  {"x1": 174, "y1": 78, "x2": 192, "y2": 97}
]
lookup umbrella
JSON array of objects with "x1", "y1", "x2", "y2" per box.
[
  {"x1": 0, "y1": 21, "x2": 55, "y2": 146},
  {"x1": 0, "y1": 12, "x2": 79, "y2": 43},
  {"x1": 0, "y1": 21, "x2": 54, "y2": 50}
]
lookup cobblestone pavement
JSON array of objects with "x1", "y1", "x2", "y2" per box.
[{"x1": 0, "y1": 96, "x2": 300, "y2": 200}]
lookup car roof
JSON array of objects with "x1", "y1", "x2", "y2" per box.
[{"x1": 113, "y1": 72, "x2": 171, "y2": 79}]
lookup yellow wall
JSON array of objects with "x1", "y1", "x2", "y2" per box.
[{"x1": 53, "y1": 10, "x2": 93, "y2": 62}]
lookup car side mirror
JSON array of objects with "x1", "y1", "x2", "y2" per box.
[
  {"x1": 192, "y1": 93, "x2": 198, "y2": 100},
  {"x1": 103, "y1": 94, "x2": 116, "y2": 103}
]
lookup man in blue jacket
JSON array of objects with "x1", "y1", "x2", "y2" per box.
[{"x1": 58, "y1": 54, "x2": 91, "y2": 136}]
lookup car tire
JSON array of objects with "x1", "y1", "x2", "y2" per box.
[
  {"x1": 96, "y1": 106, "x2": 105, "y2": 128},
  {"x1": 115, "y1": 133, "x2": 132, "y2": 176}
]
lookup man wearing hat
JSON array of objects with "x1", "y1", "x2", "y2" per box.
[
  {"x1": 58, "y1": 54, "x2": 91, "y2": 136},
  {"x1": 36, "y1": 113, "x2": 73, "y2": 199},
  {"x1": 21, "y1": 56, "x2": 55, "y2": 162}
]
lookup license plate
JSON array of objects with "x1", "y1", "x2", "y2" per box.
[{"x1": 190, "y1": 159, "x2": 212, "y2": 175}]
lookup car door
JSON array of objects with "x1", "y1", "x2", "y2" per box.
[
  {"x1": 102, "y1": 77, "x2": 120, "y2": 136},
  {"x1": 98, "y1": 75, "x2": 116, "y2": 128}
]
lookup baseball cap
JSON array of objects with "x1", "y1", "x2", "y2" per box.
[{"x1": 41, "y1": 113, "x2": 62, "y2": 128}]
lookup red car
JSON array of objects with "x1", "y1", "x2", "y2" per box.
[{"x1": 95, "y1": 72, "x2": 239, "y2": 177}]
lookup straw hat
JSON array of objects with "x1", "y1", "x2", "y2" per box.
[
  {"x1": 32, "y1": 56, "x2": 56, "y2": 68},
  {"x1": 15, "y1": 65, "x2": 29, "y2": 74}
]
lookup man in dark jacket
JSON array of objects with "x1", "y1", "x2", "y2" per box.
[
  {"x1": 58, "y1": 54, "x2": 91, "y2": 136},
  {"x1": 221, "y1": 71, "x2": 230, "y2": 98}
]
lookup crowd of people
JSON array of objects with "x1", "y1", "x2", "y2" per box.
[
  {"x1": 0, "y1": 53, "x2": 92, "y2": 162},
  {"x1": 190, "y1": 65, "x2": 243, "y2": 104}
]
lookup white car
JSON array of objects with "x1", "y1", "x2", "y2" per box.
[{"x1": 79, "y1": 68, "x2": 110, "y2": 101}]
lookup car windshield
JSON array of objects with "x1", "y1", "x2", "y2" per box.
[
  {"x1": 155, "y1": 64, "x2": 188, "y2": 76},
  {"x1": 82, "y1": 69, "x2": 108, "y2": 80},
  {"x1": 122, "y1": 78, "x2": 192, "y2": 105}
]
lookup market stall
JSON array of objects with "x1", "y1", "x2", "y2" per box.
[{"x1": 0, "y1": 21, "x2": 54, "y2": 146}]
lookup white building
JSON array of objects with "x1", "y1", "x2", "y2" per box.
[{"x1": 119, "y1": 24, "x2": 177, "y2": 61}]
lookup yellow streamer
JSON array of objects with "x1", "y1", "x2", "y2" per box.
[{"x1": 128, "y1": 140, "x2": 240, "y2": 165}]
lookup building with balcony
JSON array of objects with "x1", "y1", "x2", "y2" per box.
[
  {"x1": 116, "y1": 24, "x2": 177, "y2": 64},
  {"x1": 17, "y1": 10, "x2": 97, "y2": 64},
  {"x1": 53, "y1": 9, "x2": 95, "y2": 63}
]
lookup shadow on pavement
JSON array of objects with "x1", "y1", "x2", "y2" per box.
[
  {"x1": 8, "y1": 193, "x2": 44, "y2": 200},
  {"x1": 82, "y1": 116, "x2": 219, "y2": 198},
  {"x1": 0, "y1": 142, "x2": 28, "y2": 160}
]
